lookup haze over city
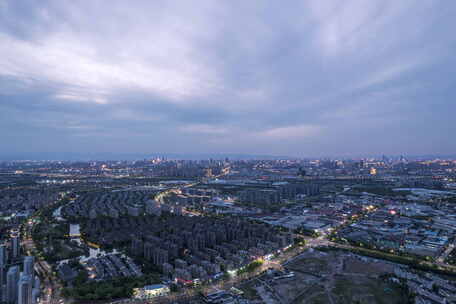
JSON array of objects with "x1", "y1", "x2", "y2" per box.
[{"x1": 1, "y1": 1, "x2": 456, "y2": 159}]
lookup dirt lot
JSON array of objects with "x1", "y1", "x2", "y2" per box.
[
  {"x1": 343, "y1": 256, "x2": 395, "y2": 275},
  {"x1": 332, "y1": 274, "x2": 405, "y2": 304},
  {"x1": 272, "y1": 273, "x2": 320, "y2": 303},
  {"x1": 286, "y1": 256, "x2": 331, "y2": 275},
  {"x1": 247, "y1": 249, "x2": 408, "y2": 304}
]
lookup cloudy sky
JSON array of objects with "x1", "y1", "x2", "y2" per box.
[{"x1": 1, "y1": 0, "x2": 455, "y2": 158}]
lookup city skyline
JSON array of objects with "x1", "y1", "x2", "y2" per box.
[
  {"x1": 2, "y1": 151, "x2": 456, "y2": 162},
  {"x1": 1, "y1": 1, "x2": 456, "y2": 157}
]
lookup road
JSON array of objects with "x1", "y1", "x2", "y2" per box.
[
  {"x1": 106, "y1": 230, "x2": 456, "y2": 304},
  {"x1": 32, "y1": 184, "x2": 456, "y2": 304},
  {"x1": 109, "y1": 235, "x2": 329, "y2": 304},
  {"x1": 24, "y1": 214, "x2": 65, "y2": 304},
  {"x1": 437, "y1": 241, "x2": 455, "y2": 264}
]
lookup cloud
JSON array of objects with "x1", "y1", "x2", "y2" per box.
[
  {"x1": 1, "y1": 0, "x2": 455, "y2": 157},
  {"x1": 0, "y1": 29, "x2": 220, "y2": 104},
  {"x1": 181, "y1": 124, "x2": 230, "y2": 135},
  {"x1": 260, "y1": 125, "x2": 322, "y2": 139}
]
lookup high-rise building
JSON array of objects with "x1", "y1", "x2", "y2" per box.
[
  {"x1": 11, "y1": 237, "x2": 20, "y2": 260},
  {"x1": 33, "y1": 276, "x2": 40, "y2": 290},
  {"x1": 0, "y1": 244, "x2": 7, "y2": 266},
  {"x1": 6, "y1": 266, "x2": 19, "y2": 304},
  {"x1": 23, "y1": 257, "x2": 34, "y2": 276},
  {"x1": 2, "y1": 285, "x2": 6, "y2": 303},
  {"x1": 152, "y1": 248, "x2": 168, "y2": 266},
  {"x1": 131, "y1": 239, "x2": 144, "y2": 256},
  {"x1": 0, "y1": 244, "x2": 7, "y2": 296},
  {"x1": 239, "y1": 189, "x2": 280, "y2": 205},
  {"x1": 18, "y1": 274, "x2": 33, "y2": 304},
  {"x1": 31, "y1": 288, "x2": 39, "y2": 304}
]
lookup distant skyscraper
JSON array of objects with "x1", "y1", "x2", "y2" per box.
[
  {"x1": 6, "y1": 266, "x2": 19, "y2": 304},
  {"x1": 18, "y1": 274, "x2": 33, "y2": 304},
  {"x1": 23, "y1": 257, "x2": 34, "y2": 276},
  {"x1": 11, "y1": 237, "x2": 20, "y2": 260}
]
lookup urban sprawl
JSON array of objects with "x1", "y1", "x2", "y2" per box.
[{"x1": 1, "y1": 156, "x2": 456, "y2": 303}]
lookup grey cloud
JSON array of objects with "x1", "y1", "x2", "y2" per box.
[{"x1": 0, "y1": 0, "x2": 455, "y2": 157}]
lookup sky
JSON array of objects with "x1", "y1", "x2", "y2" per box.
[{"x1": 1, "y1": 0, "x2": 455, "y2": 159}]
